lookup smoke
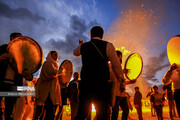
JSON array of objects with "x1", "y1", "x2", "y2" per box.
[
  {"x1": 105, "y1": 0, "x2": 172, "y2": 95},
  {"x1": 126, "y1": 76, "x2": 149, "y2": 97},
  {"x1": 106, "y1": 8, "x2": 161, "y2": 56},
  {"x1": 143, "y1": 51, "x2": 170, "y2": 82},
  {"x1": 105, "y1": 8, "x2": 160, "y2": 76}
]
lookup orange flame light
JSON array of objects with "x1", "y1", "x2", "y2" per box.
[
  {"x1": 92, "y1": 104, "x2": 96, "y2": 112},
  {"x1": 116, "y1": 46, "x2": 131, "y2": 56},
  {"x1": 91, "y1": 104, "x2": 96, "y2": 120}
]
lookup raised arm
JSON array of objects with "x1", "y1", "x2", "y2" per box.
[
  {"x1": 74, "y1": 44, "x2": 81, "y2": 57},
  {"x1": 74, "y1": 40, "x2": 83, "y2": 57},
  {"x1": 162, "y1": 63, "x2": 177, "y2": 85}
]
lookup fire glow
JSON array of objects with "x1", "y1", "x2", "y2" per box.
[
  {"x1": 92, "y1": 104, "x2": 96, "y2": 112},
  {"x1": 116, "y1": 46, "x2": 131, "y2": 56}
]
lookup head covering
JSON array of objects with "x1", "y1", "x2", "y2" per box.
[
  {"x1": 152, "y1": 85, "x2": 158, "y2": 89},
  {"x1": 46, "y1": 51, "x2": 58, "y2": 63}
]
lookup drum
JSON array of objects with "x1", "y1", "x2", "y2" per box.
[
  {"x1": 124, "y1": 53, "x2": 143, "y2": 80},
  {"x1": 7, "y1": 36, "x2": 43, "y2": 74},
  {"x1": 59, "y1": 60, "x2": 73, "y2": 88}
]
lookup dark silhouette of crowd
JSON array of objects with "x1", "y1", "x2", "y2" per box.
[{"x1": 0, "y1": 26, "x2": 180, "y2": 120}]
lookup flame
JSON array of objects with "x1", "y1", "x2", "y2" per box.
[
  {"x1": 116, "y1": 46, "x2": 131, "y2": 56},
  {"x1": 92, "y1": 104, "x2": 96, "y2": 112}
]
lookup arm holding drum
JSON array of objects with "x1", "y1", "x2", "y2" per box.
[
  {"x1": 162, "y1": 63, "x2": 177, "y2": 85},
  {"x1": 7, "y1": 36, "x2": 43, "y2": 81}
]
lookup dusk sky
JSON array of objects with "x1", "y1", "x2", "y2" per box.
[{"x1": 0, "y1": 0, "x2": 180, "y2": 95}]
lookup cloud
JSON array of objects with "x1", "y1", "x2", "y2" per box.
[
  {"x1": 42, "y1": 15, "x2": 100, "y2": 73},
  {"x1": 46, "y1": 15, "x2": 99, "y2": 54},
  {"x1": 0, "y1": 2, "x2": 45, "y2": 22},
  {"x1": 0, "y1": 0, "x2": 102, "y2": 76},
  {"x1": 143, "y1": 51, "x2": 170, "y2": 82}
]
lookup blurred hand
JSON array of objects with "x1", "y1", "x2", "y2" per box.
[
  {"x1": 124, "y1": 68, "x2": 130, "y2": 74},
  {"x1": 0, "y1": 53, "x2": 10, "y2": 61},
  {"x1": 31, "y1": 98, "x2": 35, "y2": 103},
  {"x1": 130, "y1": 79, "x2": 136, "y2": 84},
  {"x1": 79, "y1": 40, "x2": 83, "y2": 44},
  {"x1": 170, "y1": 63, "x2": 177, "y2": 72},
  {"x1": 58, "y1": 66, "x2": 65, "y2": 75},
  {"x1": 23, "y1": 71, "x2": 33, "y2": 81},
  {"x1": 134, "y1": 105, "x2": 139, "y2": 109}
]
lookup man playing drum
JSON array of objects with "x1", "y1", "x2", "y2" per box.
[
  {"x1": 111, "y1": 51, "x2": 136, "y2": 120},
  {"x1": 0, "y1": 33, "x2": 33, "y2": 120}
]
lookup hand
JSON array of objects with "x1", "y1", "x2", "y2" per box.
[
  {"x1": 31, "y1": 98, "x2": 35, "y2": 103},
  {"x1": 58, "y1": 67, "x2": 65, "y2": 75},
  {"x1": 169, "y1": 63, "x2": 177, "y2": 72},
  {"x1": 0, "y1": 53, "x2": 10, "y2": 61},
  {"x1": 23, "y1": 71, "x2": 33, "y2": 81},
  {"x1": 124, "y1": 68, "x2": 130, "y2": 74},
  {"x1": 130, "y1": 79, "x2": 136, "y2": 84},
  {"x1": 79, "y1": 40, "x2": 83, "y2": 44},
  {"x1": 134, "y1": 105, "x2": 139, "y2": 108}
]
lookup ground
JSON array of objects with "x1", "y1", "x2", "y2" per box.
[{"x1": 61, "y1": 105, "x2": 180, "y2": 120}]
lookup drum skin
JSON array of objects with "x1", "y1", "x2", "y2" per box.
[{"x1": 124, "y1": 53, "x2": 143, "y2": 80}]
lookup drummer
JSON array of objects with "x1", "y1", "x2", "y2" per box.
[
  {"x1": 35, "y1": 51, "x2": 62, "y2": 120},
  {"x1": 55, "y1": 60, "x2": 73, "y2": 120},
  {"x1": 162, "y1": 63, "x2": 180, "y2": 117},
  {"x1": 111, "y1": 50, "x2": 136, "y2": 120},
  {"x1": 0, "y1": 32, "x2": 33, "y2": 120}
]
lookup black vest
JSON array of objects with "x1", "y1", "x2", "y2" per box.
[{"x1": 80, "y1": 39, "x2": 110, "y2": 90}]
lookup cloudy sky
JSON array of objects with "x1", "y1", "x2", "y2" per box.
[{"x1": 1, "y1": 0, "x2": 180, "y2": 93}]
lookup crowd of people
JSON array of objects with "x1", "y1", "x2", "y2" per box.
[{"x1": 0, "y1": 26, "x2": 180, "y2": 120}]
